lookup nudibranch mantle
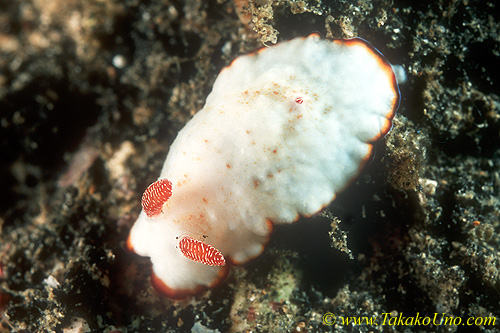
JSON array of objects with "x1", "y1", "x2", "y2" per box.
[{"x1": 127, "y1": 33, "x2": 400, "y2": 299}]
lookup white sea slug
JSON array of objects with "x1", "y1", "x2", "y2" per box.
[{"x1": 127, "y1": 33, "x2": 400, "y2": 299}]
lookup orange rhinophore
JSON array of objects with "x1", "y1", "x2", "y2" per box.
[
  {"x1": 178, "y1": 235, "x2": 226, "y2": 266},
  {"x1": 141, "y1": 179, "x2": 172, "y2": 217}
]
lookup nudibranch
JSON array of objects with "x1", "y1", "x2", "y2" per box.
[{"x1": 127, "y1": 33, "x2": 400, "y2": 299}]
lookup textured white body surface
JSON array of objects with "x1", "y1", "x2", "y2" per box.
[{"x1": 128, "y1": 34, "x2": 399, "y2": 298}]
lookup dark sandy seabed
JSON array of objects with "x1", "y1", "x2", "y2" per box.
[{"x1": 0, "y1": 0, "x2": 499, "y2": 332}]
